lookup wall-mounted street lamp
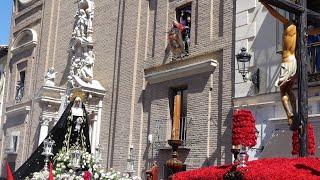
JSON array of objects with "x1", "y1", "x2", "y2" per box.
[
  {"x1": 236, "y1": 47, "x2": 252, "y2": 81},
  {"x1": 236, "y1": 47, "x2": 260, "y2": 92}
]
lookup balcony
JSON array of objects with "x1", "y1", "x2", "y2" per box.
[
  {"x1": 4, "y1": 148, "x2": 17, "y2": 155},
  {"x1": 308, "y1": 41, "x2": 320, "y2": 82},
  {"x1": 152, "y1": 117, "x2": 193, "y2": 150}
]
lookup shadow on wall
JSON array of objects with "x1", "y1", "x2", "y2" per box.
[
  {"x1": 3, "y1": 114, "x2": 27, "y2": 131},
  {"x1": 149, "y1": 0, "x2": 158, "y2": 58},
  {"x1": 202, "y1": 109, "x2": 233, "y2": 167},
  {"x1": 142, "y1": 86, "x2": 152, "y2": 178},
  {"x1": 156, "y1": 149, "x2": 190, "y2": 179},
  {"x1": 32, "y1": 124, "x2": 41, "y2": 152},
  {"x1": 250, "y1": 9, "x2": 282, "y2": 94},
  {"x1": 59, "y1": 52, "x2": 73, "y2": 86},
  {"x1": 10, "y1": 49, "x2": 33, "y2": 65},
  {"x1": 202, "y1": 53, "x2": 232, "y2": 167},
  {"x1": 141, "y1": 73, "x2": 212, "y2": 175},
  {"x1": 106, "y1": 0, "x2": 126, "y2": 168}
]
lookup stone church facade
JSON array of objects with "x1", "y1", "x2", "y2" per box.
[{"x1": 0, "y1": 0, "x2": 235, "y2": 179}]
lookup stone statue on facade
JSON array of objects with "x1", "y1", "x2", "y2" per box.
[
  {"x1": 80, "y1": 50, "x2": 94, "y2": 83},
  {"x1": 86, "y1": 0, "x2": 95, "y2": 43},
  {"x1": 168, "y1": 21, "x2": 185, "y2": 60},
  {"x1": 63, "y1": 0, "x2": 104, "y2": 98},
  {"x1": 68, "y1": 0, "x2": 97, "y2": 87},
  {"x1": 73, "y1": 9, "x2": 88, "y2": 39},
  {"x1": 71, "y1": 54, "x2": 82, "y2": 76},
  {"x1": 168, "y1": 17, "x2": 191, "y2": 60},
  {"x1": 44, "y1": 67, "x2": 56, "y2": 86},
  {"x1": 15, "y1": 80, "x2": 24, "y2": 102}
]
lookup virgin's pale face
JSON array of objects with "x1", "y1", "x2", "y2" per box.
[{"x1": 75, "y1": 100, "x2": 80, "y2": 107}]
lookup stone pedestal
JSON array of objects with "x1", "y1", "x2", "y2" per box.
[{"x1": 37, "y1": 86, "x2": 65, "y2": 145}]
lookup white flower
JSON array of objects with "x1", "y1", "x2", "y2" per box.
[{"x1": 94, "y1": 173, "x2": 99, "y2": 179}]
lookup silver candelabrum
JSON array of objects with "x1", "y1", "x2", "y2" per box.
[
  {"x1": 41, "y1": 138, "x2": 55, "y2": 172},
  {"x1": 239, "y1": 146, "x2": 249, "y2": 167}
]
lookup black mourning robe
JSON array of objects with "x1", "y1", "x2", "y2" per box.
[{"x1": 13, "y1": 101, "x2": 91, "y2": 179}]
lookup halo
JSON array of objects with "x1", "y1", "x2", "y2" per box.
[{"x1": 69, "y1": 88, "x2": 86, "y2": 102}]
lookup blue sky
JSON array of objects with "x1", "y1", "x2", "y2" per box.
[{"x1": 0, "y1": 0, "x2": 13, "y2": 45}]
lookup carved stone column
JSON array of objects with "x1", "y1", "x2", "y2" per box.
[{"x1": 89, "y1": 111, "x2": 97, "y2": 152}]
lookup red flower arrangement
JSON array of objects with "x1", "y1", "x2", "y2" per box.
[
  {"x1": 232, "y1": 109, "x2": 257, "y2": 147},
  {"x1": 173, "y1": 157, "x2": 320, "y2": 180},
  {"x1": 83, "y1": 171, "x2": 91, "y2": 180},
  {"x1": 292, "y1": 123, "x2": 316, "y2": 155}
]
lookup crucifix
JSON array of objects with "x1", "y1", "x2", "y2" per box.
[{"x1": 260, "y1": 0, "x2": 320, "y2": 156}]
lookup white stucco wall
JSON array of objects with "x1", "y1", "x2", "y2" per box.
[{"x1": 235, "y1": 0, "x2": 282, "y2": 98}]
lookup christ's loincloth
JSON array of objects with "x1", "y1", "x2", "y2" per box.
[{"x1": 275, "y1": 55, "x2": 297, "y2": 87}]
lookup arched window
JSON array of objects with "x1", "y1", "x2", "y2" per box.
[{"x1": 11, "y1": 28, "x2": 37, "y2": 54}]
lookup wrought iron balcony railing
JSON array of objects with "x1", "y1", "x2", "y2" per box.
[
  {"x1": 153, "y1": 117, "x2": 193, "y2": 149},
  {"x1": 308, "y1": 41, "x2": 320, "y2": 82},
  {"x1": 4, "y1": 148, "x2": 17, "y2": 155}
]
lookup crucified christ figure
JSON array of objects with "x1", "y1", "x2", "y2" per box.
[
  {"x1": 260, "y1": 0, "x2": 320, "y2": 130},
  {"x1": 260, "y1": 0, "x2": 299, "y2": 130}
]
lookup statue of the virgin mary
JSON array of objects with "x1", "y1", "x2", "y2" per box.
[
  {"x1": 13, "y1": 90, "x2": 91, "y2": 179},
  {"x1": 65, "y1": 95, "x2": 90, "y2": 151}
]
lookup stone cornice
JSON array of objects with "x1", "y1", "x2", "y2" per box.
[
  {"x1": 145, "y1": 58, "x2": 218, "y2": 84},
  {"x1": 5, "y1": 100, "x2": 31, "y2": 117}
]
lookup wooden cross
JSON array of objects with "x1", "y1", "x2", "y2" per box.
[{"x1": 263, "y1": 0, "x2": 320, "y2": 34}]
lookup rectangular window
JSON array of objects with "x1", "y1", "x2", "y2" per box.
[
  {"x1": 15, "y1": 70, "x2": 25, "y2": 101},
  {"x1": 19, "y1": 70, "x2": 25, "y2": 84},
  {"x1": 307, "y1": 20, "x2": 320, "y2": 76},
  {"x1": 176, "y1": 4, "x2": 192, "y2": 29},
  {"x1": 9, "y1": 131, "x2": 20, "y2": 153},
  {"x1": 169, "y1": 87, "x2": 187, "y2": 142},
  {"x1": 175, "y1": 4, "x2": 192, "y2": 54},
  {"x1": 19, "y1": 70, "x2": 25, "y2": 85},
  {"x1": 15, "y1": 61, "x2": 27, "y2": 102},
  {"x1": 12, "y1": 135, "x2": 18, "y2": 152}
]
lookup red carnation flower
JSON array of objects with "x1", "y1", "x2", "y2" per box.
[
  {"x1": 232, "y1": 109, "x2": 257, "y2": 147},
  {"x1": 292, "y1": 123, "x2": 316, "y2": 155}
]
